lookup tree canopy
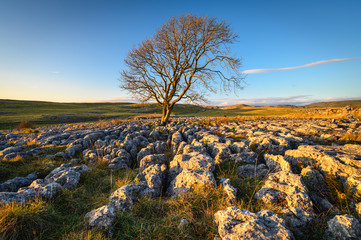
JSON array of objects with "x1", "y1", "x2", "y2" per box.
[{"x1": 120, "y1": 14, "x2": 244, "y2": 123}]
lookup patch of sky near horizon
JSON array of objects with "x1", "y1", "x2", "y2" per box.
[{"x1": 0, "y1": 0, "x2": 360, "y2": 104}]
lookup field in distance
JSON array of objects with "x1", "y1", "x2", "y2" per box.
[{"x1": 0, "y1": 99, "x2": 360, "y2": 129}]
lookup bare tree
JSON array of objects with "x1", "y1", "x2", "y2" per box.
[{"x1": 119, "y1": 14, "x2": 244, "y2": 124}]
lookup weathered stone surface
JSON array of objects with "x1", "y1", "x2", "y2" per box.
[
  {"x1": 214, "y1": 207, "x2": 294, "y2": 240},
  {"x1": 219, "y1": 178, "x2": 237, "y2": 204},
  {"x1": 172, "y1": 131, "x2": 184, "y2": 154},
  {"x1": 300, "y1": 166, "x2": 329, "y2": 194},
  {"x1": 139, "y1": 154, "x2": 167, "y2": 170},
  {"x1": 249, "y1": 134, "x2": 290, "y2": 155},
  {"x1": 65, "y1": 144, "x2": 82, "y2": 158},
  {"x1": 44, "y1": 164, "x2": 90, "y2": 189},
  {"x1": 308, "y1": 192, "x2": 339, "y2": 214},
  {"x1": 255, "y1": 171, "x2": 313, "y2": 212},
  {"x1": 281, "y1": 207, "x2": 314, "y2": 236},
  {"x1": 356, "y1": 202, "x2": 361, "y2": 216},
  {"x1": 137, "y1": 164, "x2": 167, "y2": 197},
  {"x1": 109, "y1": 184, "x2": 148, "y2": 212},
  {"x1": 208, "y1": 142, "x2": 231, "y2": 164},
  {"x1": 170, "y1": 152, "x2": 215, "y2": 174},
  {"x1": 0, "y1": 171, "x2": 38, "y2": 192},
  {"x1": 166, "y1": 169, "x2": 216, "y2": 197},
  {"x1": 325, "y1": 214, "x2": 361, "y2": 240},
  {"x1": 264, "y1": 154, "x2": 292, "y2": 172},
  {"x1": 84, "y1": 205, "x2": 116, "y2": 230},
  {"x1": 238, "y1": 164, "x2": 269, "y2": 179}
]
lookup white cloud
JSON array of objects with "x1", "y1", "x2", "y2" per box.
[
  {"x1": 243, "y1": 58, "x2": 361, "y2": 74},
  {"x1": 51, "y1": 71, "x2": 60, "y2": 74},
  {"x1": 208, "y1": 95, "x2": 361, "y2": 106}
]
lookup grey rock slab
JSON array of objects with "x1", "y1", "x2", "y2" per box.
[
  {"x1": 139, "y1": 154, "x2": 167, "y2": 170},
  {"x1": 214, "y1": 207, "x2": 295, "y2": 240},
  {"x1": 0, "y1": 171, "x2": 38, "y2": 192},
  {"x1": 325, "y1": 214, "x2": 361, "y2": 240},
  {"x1": 219, "y1": 178, "x2": 237, "y2": 204},
  {"x1": 281, "y1": 207, "x2": 314, "y2": 236},
  {"x1": 264, "y1": 154, "x2": 292, "y2": 172},
  {"x1": 166, "y1": 169, "x2": 216, "y2": 197},
  {"x1": 84, "y1": 205, "x2": 116, "y2": 230},
  {"x1": 255, "y1": 171, "x2": 313, "y2": 212}
]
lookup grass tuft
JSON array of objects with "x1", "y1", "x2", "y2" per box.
[
  {"x1": 0, "y1": 199, "x2": 58, "y2": 240},
  {"x1": 16, "y1": 121, "x2": 34, "y2": 130}
]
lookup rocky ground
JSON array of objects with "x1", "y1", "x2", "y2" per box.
[{"x1": 1, "y1": 117, "x2": 361, "y2": 239}]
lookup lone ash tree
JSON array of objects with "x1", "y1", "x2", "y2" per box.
[{"x1": 120, "y1": 14, "x2": 244, "y2": 124}]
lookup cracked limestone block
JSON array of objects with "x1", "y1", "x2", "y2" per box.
[
  {"x1": 264, "y1": 154, "x2": 292, "y2": 172},
  {"x1": 139, "y1": 154, "x2": 167, "y2": 170},
  {"x1": 171, "y1": 131, "x2": 184, "y2": 154},
  {"x1": 300, "y1": 166, "x2": 329, "y2": 194},
  {"x1": 137, "y1": 163, "x2": 167, "y2": 197},
  {"x1": 108, "y1": 183, "x2": 148, "y2": 212},
  {"x1": 208, "y1": 142, "x2": 231, "y2": 164},
  {"x1": 84, "y1": 205, "x2": 116, "y2": 230},
  {"x1": 166, "y1": 169, "x2": 216, "y2": 197},
  {"x1": 255, "y1": 171, "x2": 313, "y2": 212},
  {"x1": 170, "y1": 152, "x2": 215, "y2": 174},
  {"x1": 214, "y1": 207, "x2": 294, "y2": 240},
  {"x1": 325, "y1": 214, "x2": 361, "y2": 240},
  {"x1": 219, "y1": 178, "x2": 237, "y2": 204},
  {"x1": 281, "y1": 207, "x2": 314, "y2": 236}
]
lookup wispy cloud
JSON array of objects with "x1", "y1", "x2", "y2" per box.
[
  {"x1": 208, "y1": 95, "x2": 361, "y2": 106},
  {"x1": 243, "y1": 58, "x2": 361, "y2": 74},
  {"x1": 51, "y1": 71, "x2": 60, "y2": 74}
]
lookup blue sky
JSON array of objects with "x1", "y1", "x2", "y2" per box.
[{"x1": 0, "y1": 0, "x2": 360, "y2": 106}]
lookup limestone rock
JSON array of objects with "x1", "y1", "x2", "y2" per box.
[
  {"x1": 255, "y1": 171, "x2": 313, "y2": 212},
  {"x1": 325, "y1": 214, "x2": 361, "y2": 240},
  {"x1": 84, "y1": 205, "x2": 116, "y2": 230},
  {"x1": 0, "y1": 171, "x2": 38, "y2": 192},
  {"x1": 139, "y1": 154, "x2": 167, "y2": 170},
  {"x1": 214, "y1": 207, "x2": 294, "y2": 240},
  {"x1": 219, "y1": 178, "x2": 237, "y2": 204},
  {"x1": 300, "y1": 166, "x2": 329, "y2": 195},
  {"x1": 166, "y1": 169, "x2": 216, "y2": 197},
  {"x1": 281, "y1": 207, "x2": 314, "y2": 236},
  {"x1": 264, "y1": 154, "x2": 292, "y2": 172}
]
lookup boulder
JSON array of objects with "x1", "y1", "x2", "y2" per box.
[
  {"x1": 0, "y1": 172, "x2": 38, "y2": 192},
  {"x1": 139, "y1": 154, "x2": 167, "y2": 170},
  {"x1": 219, "y1": 178, "x2": 237, "y2": 204},
  {"x1": 325, "y1": 214, "x2": 361, "y2": 240},
  {"x1": 300, "y1": 166, "x2": 329, "y2": 194},
  {"x1": 214, "y1": 207, "x2": 294, "y2": 240},
  {"x1": 166, "y1": 169, "x2": 216, "y2": 197},
  {"x1": 255, "y1": 171, "x2": 313, "y2": 212},
  {"x1": 84, "y1": 205, "x2": 116, "y2": 230},
  {"x1": 281, "y1": 207, "x2": 314, "y2": 236},
  {"x1": 264, "y1": 154, "x2": 292, "y2": 172}
]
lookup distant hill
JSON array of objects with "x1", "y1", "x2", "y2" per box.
[
  {"x1": 220, "y1": 104, "x2": 250, "y2": 109},
  {"x1": 305, "y1": 100, "x2": 361, "y2": 108}
]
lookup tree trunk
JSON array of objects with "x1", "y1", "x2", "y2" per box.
[{"x1": 161, "y1": 104, "x2": 172, "y2": 125}]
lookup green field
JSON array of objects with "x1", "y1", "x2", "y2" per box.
[{"x1": 1, "y1": 99, "x2": 360, "y2": 129}]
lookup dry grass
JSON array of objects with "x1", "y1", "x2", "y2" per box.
[
  {"x1": 339, "y1": 132, "x2": 361, "y2": 143},
  {"x1": 16, "y1": 121, "x2": 34, "y2": 130},
  {"x1": 0, "y1": 199, "x2": 58, "y2": 240}
]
